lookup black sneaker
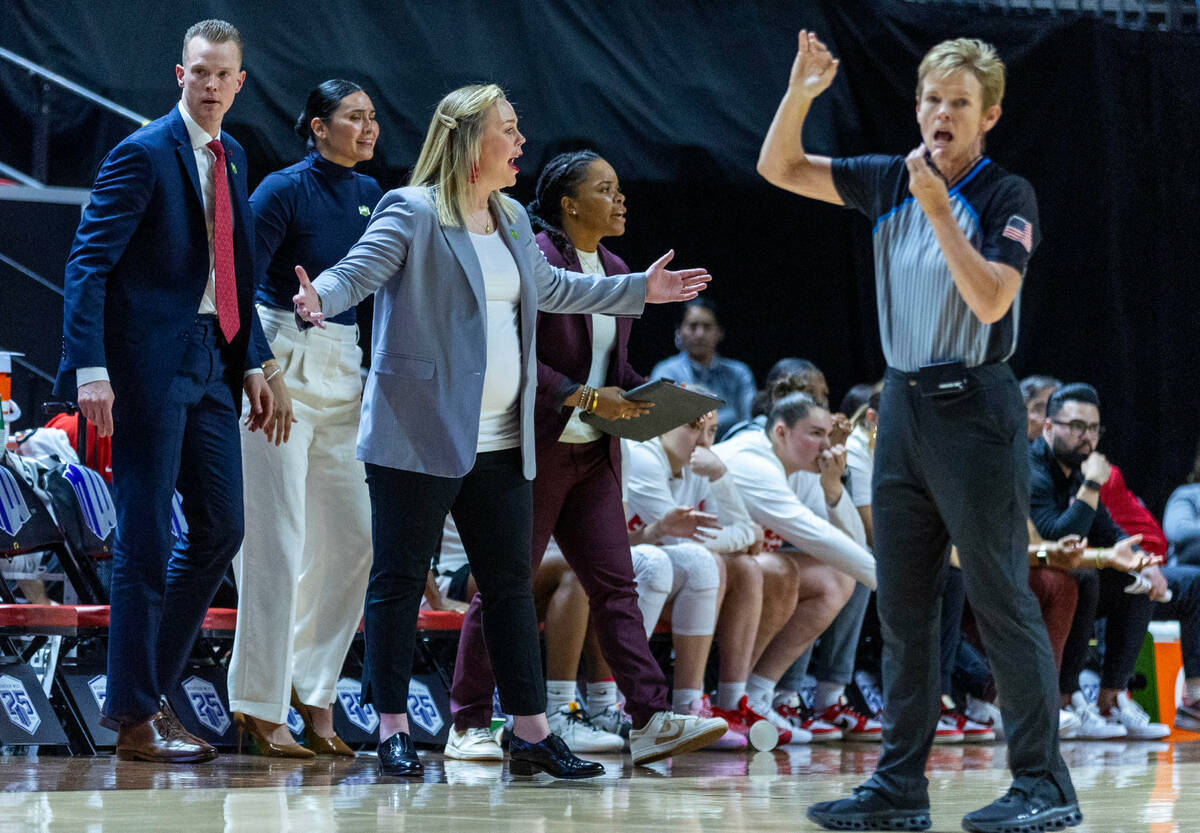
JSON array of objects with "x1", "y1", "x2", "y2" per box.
[
  {"x1": 962, "y1": 787, "x2": 1082, "y2": 833},
  {"x1": 807, "y1": 786, "x2": 932, "y2": 831}
]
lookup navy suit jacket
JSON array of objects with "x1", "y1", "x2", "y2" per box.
[
  {"x1": 55, "y1": 107, "x2": 265, "y2": 416},
  {"x1": 533, "y1": 231, "x2": 646, "y2": 469}
]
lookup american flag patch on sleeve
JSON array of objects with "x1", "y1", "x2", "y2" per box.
[{"x1": 1001, "y1": 215, "x2": 1034, "y2": 253}]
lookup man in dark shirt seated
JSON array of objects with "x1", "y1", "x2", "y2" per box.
[{"x1": 1029, "y1": 383, "x2": 1169, "y2": 739}]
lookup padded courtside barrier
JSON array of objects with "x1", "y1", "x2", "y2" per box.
[
  {"x1": 0, "y1": 604, "x2": 77, "y2": 632},
  {"x1": 0, "y1": 604, "x2": 74, "y2": 749},
  {"x1": 200, "y1": 608, "x2": 238, "y2": 636},
  {"x1": 416, "y1": 609, "x2": 465, "y2": 631}
]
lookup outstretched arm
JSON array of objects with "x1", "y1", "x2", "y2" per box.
[{"x1": 757, "y1": 30, "x2": 843, "y2": 205}]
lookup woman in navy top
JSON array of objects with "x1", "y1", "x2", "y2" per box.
[{"x1": 227, "y1": 80, "x2": 382, "y2": 758}]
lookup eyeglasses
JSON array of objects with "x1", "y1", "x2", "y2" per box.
[{"x1": 1051, "y1": 419, "x2": 1105, "y2": 438}]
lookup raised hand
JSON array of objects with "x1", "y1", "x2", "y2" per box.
[
  {"x1": 789, "y1": 30, "x2": 839, "y2": 99},
  {"x1": 643, "y1": 250, "x2": 712, "y2": 303},
  {"x1": 819, "y1": 444, "x2": 847, "y2": 504},
  {"x1": 1081, "y1": 452, "x2": 1112, "y2": 486},
  {"x1": 830, "y1": 412, "x2": 853, "y2": 447},
  {"x1": 906, "y1": 144, "x2": 951, "y2": 219},
  {"x1": 293, "y1": 264, "x2": 326, "y2": 329},
  {"x1": 689, "y1": 446, "x2": 727, "y2": 482}
]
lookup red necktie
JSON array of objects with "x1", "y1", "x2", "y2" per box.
[{"x1": 206, "y1": 139, "x2": 240, "y2": 343}]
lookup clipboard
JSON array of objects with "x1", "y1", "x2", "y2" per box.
[{"x1": 580, "y1": 379, "x2": 725, "y2": 441}]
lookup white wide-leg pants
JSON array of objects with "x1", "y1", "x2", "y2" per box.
[{"x1": 228, "y1": 306, "x2": 372, "y2": 722}]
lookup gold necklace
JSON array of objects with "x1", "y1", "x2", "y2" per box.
[{"x1": 470, "y1": 210, "x2": 494, "y2": 234}]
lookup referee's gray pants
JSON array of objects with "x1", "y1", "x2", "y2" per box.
[{"x1": 864, "y1": 363, "x2": 1075, "y2": 805}]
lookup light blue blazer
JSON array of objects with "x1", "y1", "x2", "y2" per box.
[{"x1": 312, "y1": 186, "x2": 647, "y2": 479}]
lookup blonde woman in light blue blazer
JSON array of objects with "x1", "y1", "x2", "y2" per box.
[{"x1": 294, "y1": 84, "x2": 725, "y2": 778}]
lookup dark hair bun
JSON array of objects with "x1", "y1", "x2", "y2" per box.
[
  {"x1": 294, "y1": 111, "x2": 311, "y2": 141},
  {"x1": 769, "y1": 373, "x2": 816, "y2": 404}
]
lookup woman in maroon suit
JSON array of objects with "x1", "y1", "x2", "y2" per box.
[{"x1": 449, "y1": 151, "x2": 725, "y2": 764}]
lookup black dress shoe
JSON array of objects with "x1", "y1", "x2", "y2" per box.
[
  {"x1": 806, "y1": 786, "x2": 931, "y2": 831},
  {"x1": 963, "y1": 787, "x2": 1082, "y2": 833},
  {"x1": 508, "y1": 732, "x2": 604, "y2": 779},
  {"x1": 377, "y1": 731, "x2": 423, "y2": 777}
]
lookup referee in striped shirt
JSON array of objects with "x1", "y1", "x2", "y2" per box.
[{"x1": 758, "y1": 33, "x2": 1079, "y2": 833}]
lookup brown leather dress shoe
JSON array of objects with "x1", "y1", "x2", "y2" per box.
[
  {"x1": 158, "y1": 696, "x2": 219, "y2": 753},
  {"x1": 116, "y1": 712, "x2": 219, "y2": 763},
  {"x1": 291, "y1": 689, "x2": 355, "y2": 757}
]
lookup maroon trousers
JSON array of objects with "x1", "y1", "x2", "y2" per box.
[
  {"x1": 1028, "y1": 567, "x2": 1080, "y2": 672},
  {"x1": 450, "y1": 438, "x2": 670, "y2": 728}
]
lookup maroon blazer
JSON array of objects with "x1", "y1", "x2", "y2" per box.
[{"x1": 534, "y1": 230, "x2": 646, "y2": 468}]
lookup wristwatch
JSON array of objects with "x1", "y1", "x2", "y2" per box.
[{"x1": 1082, "y1": 479, "x2": 1102, "y2": 492}]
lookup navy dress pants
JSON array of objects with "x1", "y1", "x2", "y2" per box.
[
  {"x1": 104, "y1": 317, "x2": 244, "y2": 727},
  {"x1": 864, "y1": 364, "x2": 1075, "y2": 806}
]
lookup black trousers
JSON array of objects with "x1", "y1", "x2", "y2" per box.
[
  {"x1": 362, "y1": 449, "x2": 545, "y2": 717},
  {"x1": 1061, "y1": 569, "x2": 1154, "y2": 693},
  {"x1": 865, "y1": 364, "x2": 1074, "y2": 805}
]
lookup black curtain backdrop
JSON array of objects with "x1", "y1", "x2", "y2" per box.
[{"x1": 2, "y1": 0, "x2": 1197, "y2": 515}]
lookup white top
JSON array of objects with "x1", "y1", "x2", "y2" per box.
[
  {"x1": 559, "y1": 248, "x2": 616, "y2": 443},
  {"x1": 438, "y1": 515, "x2": 470, "y2": 574},
  {"x1": 845, "y1": 424, "x2": 874, "y2": 508},
  {"x1": 714, "y1": 429, "x2": 876, "y2": 589},
  {"x1": 622, "y1": 437, "x2": 757, "y2": 554},
  {"x1": 469, "y1": 230, "x2": 522, "y2": 451},
  {"x1": 440, "y1": 514, "x2": 562, "y2": 574}
]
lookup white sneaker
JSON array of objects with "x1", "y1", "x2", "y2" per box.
[
  {"x1": 547, "y1": 703, "x2": 624, "y2": 753},
  {"x1": 1060, "y1": 692, "x2": 1126, "y2": 739},
  {"x1": 934, "y1": 712, "x2": 964, "y2": 743},
  {"x1": 965, "y1": 695, "x2": 1005, "y2": 741},
  {"x1": 589, "y1": 703, "x2": 632, "y2": 747},
  {"x1": 629, "y1": 710, "x2": 728, "y2": 765},
  {"x1": 1099, "y1": 692, "x2": 1170, "y2": 740},
  {"x1": 444, "y1": 725, "x2": 504, "y2": 761},
  {"x1": 1058, "y1": 708, "x2": 1082, "y2": 737},
  {"x1": 941, "y1": 695, "x2": 995, "y2": 743},
  {"x1": 818, "y1": 697, "x2": 883, "y2": 741},
  {"x1": 772, "y1": 692, "x2": 840, "y2": 742}
]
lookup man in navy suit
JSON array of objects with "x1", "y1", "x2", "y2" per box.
[{"x1": 55, "y1": 19, "x2": 272, "y2": 762}]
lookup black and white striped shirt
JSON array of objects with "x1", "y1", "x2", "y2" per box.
[{"x1": 832, "y1": 155, "x2": 1039, "y2": 372}]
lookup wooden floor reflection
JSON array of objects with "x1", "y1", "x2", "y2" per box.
[{"x1": 2, "y1": 736, "x2": 1199, "y2": 833}]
